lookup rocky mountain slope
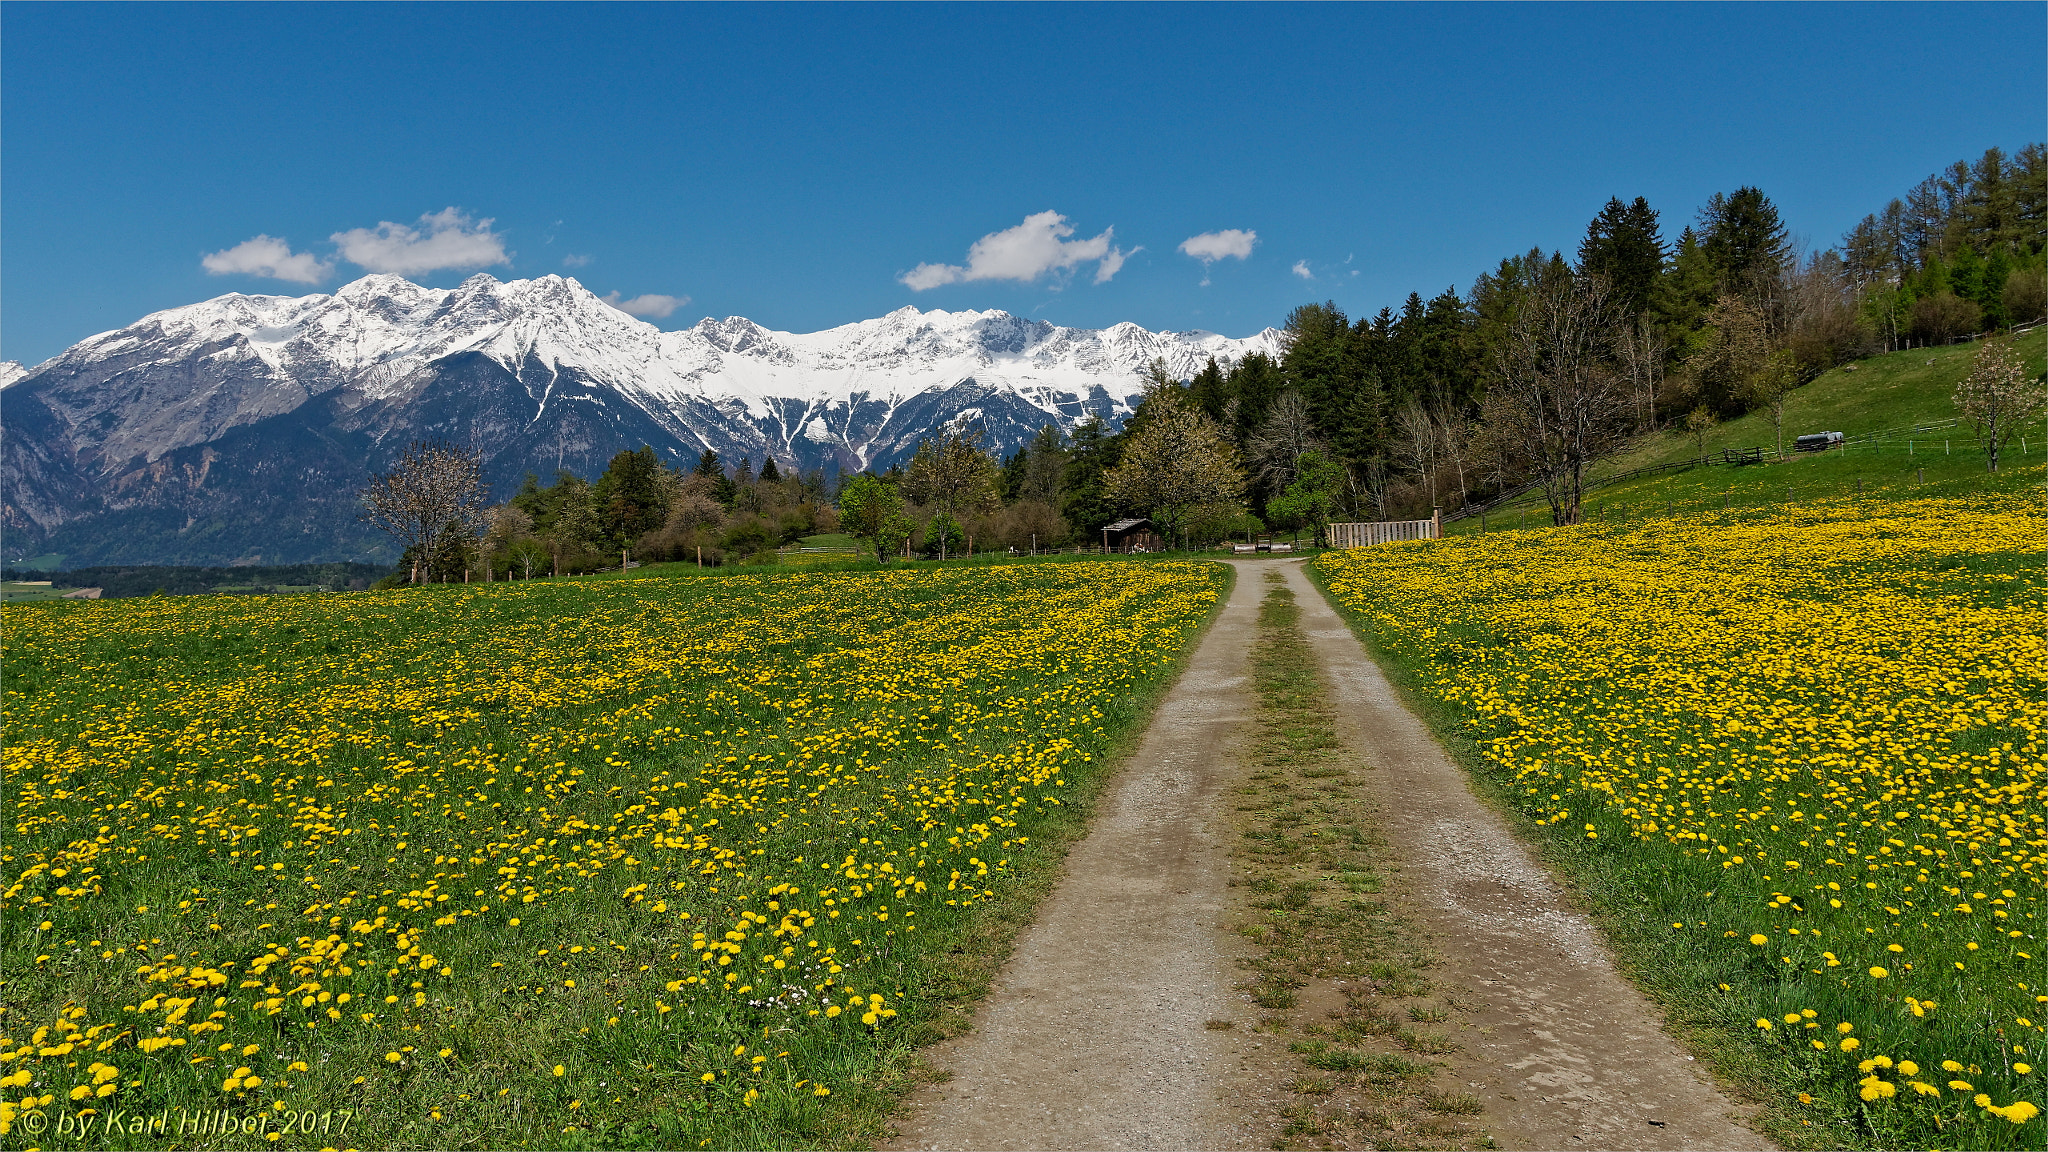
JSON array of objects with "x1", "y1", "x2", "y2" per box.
[{"x1": 1, "y1": 274, "x2": 1282, "y2": 566}]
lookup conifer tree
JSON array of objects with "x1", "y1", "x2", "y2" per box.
[
  {"x1": 1697, "y1": 187, "x2": 1792, "y2": 299},
  {"x1": 1578, "y1": 196, "x2": 1667, "y2": 318}
]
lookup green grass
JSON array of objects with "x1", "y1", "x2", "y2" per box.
[
  {"x1": 794, "y1": 534, "x2": 862, "y2": 551},
  {"x1": 3, "y1": 560, "x2": 1228, "y2": 1149},
  {"x1": 1622, "y1": 329, "x2": 2046, "y2": 469},
  {"x1": 0, "y1": 582, "x2": 75, "y2": 603}
]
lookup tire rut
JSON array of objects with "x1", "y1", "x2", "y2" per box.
[{"x1": 1275, "y1": 559, "x2": 1773, "y2": 1151}]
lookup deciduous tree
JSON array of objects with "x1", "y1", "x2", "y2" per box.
[
  {"x1": 837, "y1": 473, "x2": 912, "y2": 562},
  {"x1": 357, "y1": 440, "x2": 490, "y2": 584},
  {"x1": 1265, "y1": 449, "x2": 1344, "y2": 547},
  {"x1": 1479, "y1": 273, "x2": 1629, "y2": 526},
  {"x1": 1742, "y1": 349, "x2": 1800, "y2": 460},
  {"x1": 1954, "y1": 334, "x2": 2044, "y2": 472},
  {"x1": 1103, "y1": 377, "x2": 1245, "y2": 547},
  {"x1": 901, "y1": 429, "x2": 1000, "y2": 558}
]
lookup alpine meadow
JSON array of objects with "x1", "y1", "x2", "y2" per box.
[{"x1": 4, "y1": 6, "x2": 2046, "y2": 1150}]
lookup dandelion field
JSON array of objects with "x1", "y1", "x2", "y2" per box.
[
  {"x1": 2, "y1": 560, "x2": 1226, "y2": 1149},
  {"x1": 1318, "y1": 492, "x2": 2044, "y2": 1149}
]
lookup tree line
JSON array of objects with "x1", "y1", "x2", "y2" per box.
[{"x1": 361, "y1": 442, "x2": 848, "y2": 582}]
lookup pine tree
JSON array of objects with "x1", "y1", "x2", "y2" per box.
[
  {"x1": 1948, "y1": 245, "x2": 1986, "y2": 313},
  {"x1": 760, "y1": 457, "x2": 781, "y2": 482},
  {"x1": 591, "y1": 446, "x2": 668, "y2": 547},
  {"x1": 1226, "y1": 351, "x2": 1286, "y2": 440},
  {"x1": 1577, "y1": 196, "x2": 1667, "y2": 318},
  {"x1": 1021, "y1": 424, "x2": 1068, "y2": 506},
  {"x1": 1697, "y1": 187, "x2": 1792, "y2": 299},
  {"x1": 1657, "y1": 227, "x2": 1720, "y2": 338},
  {"x1": 1060, "y1": 417, "x2": 1118, "y2": 535},
  {"x1": 1188, "y1": 356, "x2": 1230, "y2": 422}
]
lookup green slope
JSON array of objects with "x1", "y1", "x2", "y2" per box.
[{"x1": 1450, "y1": 328, "x2": 2047, "y2": 534}]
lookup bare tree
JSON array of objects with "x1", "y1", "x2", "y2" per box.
[
  {"x1": 1742, "y1": 349, "x2": 1800, "y2": 460},
  {"x1": 1780, "y1": 249, "x2": 1871, "y2": 373},
  {"x1": 1394, "y1": 400, "x2": 1440, "y2": 509},
  {"x1": 1481, "y1": 274, "x2": 1630, "y2": 525},
  {"x1": 1955, "y1": 334, "x2": 2044, "y2": 472},
  {"x1": 1355, "y1": 455, "x2": 1392, "y2": 521},
  {"x1": 1244, "y1": 390, "x2": 1322, "y2": 494},
  {"x1": 1616, "y1": 314, "x2": 1668, "y2": 432},
  {"x1": 1434, "y1": 407, "x2": 1477, "y2": 510},
  {"x1": 358, "y1": 440, "x2": 490, "y2": 583}
]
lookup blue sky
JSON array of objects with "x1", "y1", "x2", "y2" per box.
[{"x1": 3, "y1": 2, "x2": 2042, "y2": 365}]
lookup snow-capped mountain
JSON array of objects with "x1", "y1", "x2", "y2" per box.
[{"x1": 1, "y1": 273, "x2": 1283, "y2": 566}]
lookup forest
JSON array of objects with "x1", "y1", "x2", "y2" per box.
[{"x1": 385, "y1": 143, "x2": 2044, "y2": 579}]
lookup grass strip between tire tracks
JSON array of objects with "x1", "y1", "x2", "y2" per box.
[{"x1": 1230, "y1": 572, "x2": 1492, "y2": 1151}]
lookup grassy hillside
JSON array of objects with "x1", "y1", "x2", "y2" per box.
[{"x1": 1449, "y1": 328, "x2": 2047, "y2": 535}]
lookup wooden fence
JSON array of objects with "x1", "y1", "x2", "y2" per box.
[{"x1": 1327, "y1": 511, "x2": 1442, "y2": 548}]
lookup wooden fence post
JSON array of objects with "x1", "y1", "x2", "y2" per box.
[{"x1": 1432, "y1": 507, "x2": 1442, "y2": 539}]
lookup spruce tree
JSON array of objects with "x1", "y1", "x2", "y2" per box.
[
  {"x1": 1188, "y1": 356, "x2": 1230, "y2": 422},
  {"x1": 1697, "y1": 187, "x2": 1791, "y2": 298},
  {"x1": 1578, "y1": 196, "x2": 1667, "y2": 318}
]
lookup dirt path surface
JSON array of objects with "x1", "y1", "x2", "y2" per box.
[
  {"x1": 884, "y1": 563, "x2": 1270, "y2": 1151},
  {"x1": 1274, "y1": 560, "x2": 1773, "y2": 1151}
]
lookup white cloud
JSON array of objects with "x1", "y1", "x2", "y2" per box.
[
  {"x1": 200, "y1": 235, "x2": 333, "y2": 284},
  {"x1": 562, "y1": 253, "x2": 594, "y2": 268},
  {"x1": 602, "y1": 291, "x2": 689, "y2": 318},
  {"x1": 1179, "y1": 229, "x2": 1257, "y2": 263},
  {"x1": 1291, "y1": 259, "x2": 1314, "y2": 280},
  {"x1": 902, "y1": 211, "x2": 1124, "y2": 291},
  {"x1": 330, "y1": 208, "x2": 509, "y2": 276},
  {"x1": 1093, "y1": 244, "x2": 1139, "y2": 284}
]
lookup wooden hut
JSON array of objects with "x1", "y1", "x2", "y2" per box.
[{"x1": 1101, "y1": 518, "x2": 1162, "y2": 553}]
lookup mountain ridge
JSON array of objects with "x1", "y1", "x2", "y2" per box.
[{"x1": 1, "y1": 274, "x2": 1285, "y2": 566}]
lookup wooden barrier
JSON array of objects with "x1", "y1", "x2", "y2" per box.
[{"x1": 1327, "y1": 509, "x2": 1441, "y2": 548}]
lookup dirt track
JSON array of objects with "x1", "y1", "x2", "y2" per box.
[
  {"x1": 886, "y1": 558, "x2": 1772, "y2": 1151},
  {"x1": 884, "y1": 559, "x2": 1264, "y2": 1151}
]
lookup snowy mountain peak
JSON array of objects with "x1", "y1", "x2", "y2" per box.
[{"x1": 3, "y1": 274, "x2": 1291, "y2": 564}]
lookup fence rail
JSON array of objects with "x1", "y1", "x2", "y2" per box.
[{"x1": 1329, "y1": 514, "x2": 1441, "y2": 548}]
